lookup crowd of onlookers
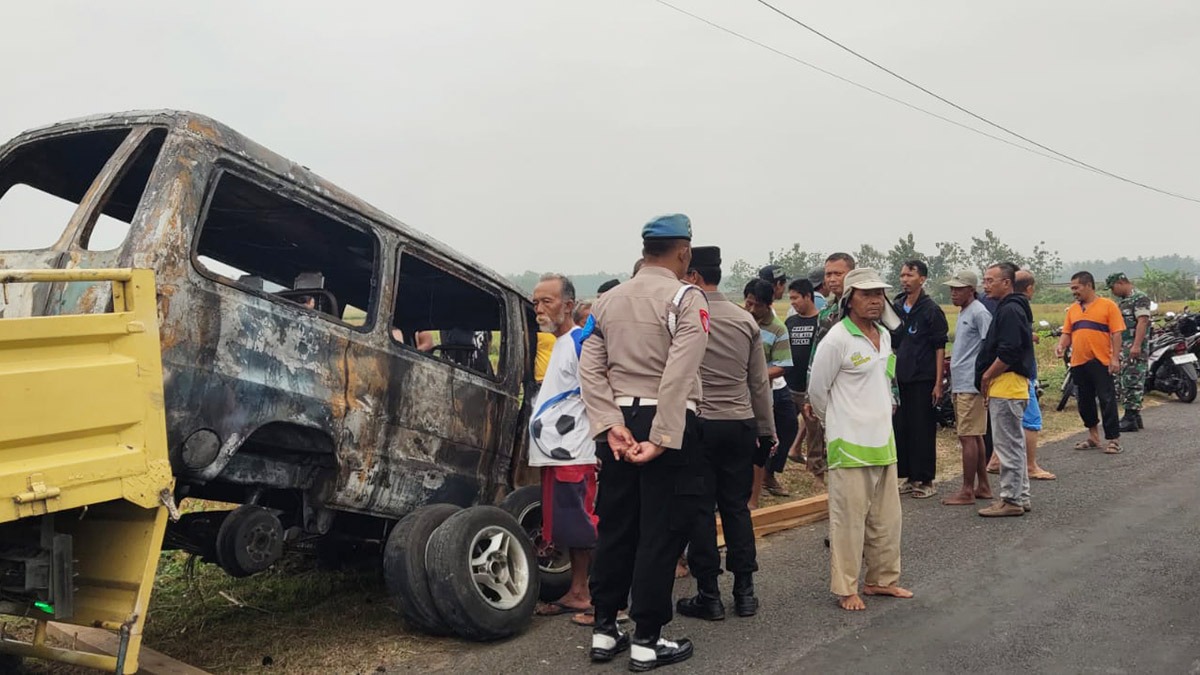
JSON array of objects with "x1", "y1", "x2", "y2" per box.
[{"x1": 519, "y1": 216, "x2": 1152, "y2": 668}]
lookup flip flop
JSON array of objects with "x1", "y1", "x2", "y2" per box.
[
  {"x1": 536, "y1": 601, "x2": 585, "y2": 617},
  {"x1": 571, "y1": 609, "x2": 630, "y2": 627},
  {"x1": 1030, "y1": 470, "x2": 1057, "y2": 480},
  {"x1": 1073, "y1": 440, "x2": 1100, "y2": 450},
  {"x1": 911, "y1": 484, "x2": 938, "y2": 499}
]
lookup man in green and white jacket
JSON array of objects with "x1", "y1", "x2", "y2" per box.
[{"x1": 808, "y1": 268, "x2": 914, "y2": 612}]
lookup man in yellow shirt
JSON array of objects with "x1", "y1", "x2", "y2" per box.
[{"x1": 975, "y1": 263, "x2": 1037, "y2": 518}]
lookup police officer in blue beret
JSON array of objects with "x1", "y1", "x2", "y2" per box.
[{"x1": 579, "y1": 214, "x2": 710, "y2": 670}]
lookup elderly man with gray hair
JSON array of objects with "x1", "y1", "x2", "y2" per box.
[{"x1": 528, "y1": 272, "x2": 600, "y2": 617}]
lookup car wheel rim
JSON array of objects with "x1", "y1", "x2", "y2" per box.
[
  {"x1": 515, "y1": 503, "x2": 571, "y2": 576},
  {"x1": 469, "y1": 525, "x2": 530, "y2": 610}
]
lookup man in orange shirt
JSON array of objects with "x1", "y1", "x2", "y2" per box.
[{"x1": 1055, "y1": 271, "x2": 1126, "y2": 454}]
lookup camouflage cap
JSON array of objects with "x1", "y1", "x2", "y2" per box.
[{"x1": 1105, "y1": 272, "x2": 1129, "y2": 289}]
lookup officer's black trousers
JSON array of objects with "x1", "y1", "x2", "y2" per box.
[
  {"x1": 590, "y1": 406, "x2": 704, "y2": 636},
  {"x1": 894, "y1": 379, "x2": 937, "y2": 484},
  {"x1": 686, "y1": 418, "x2": 758, "y2": 582}
]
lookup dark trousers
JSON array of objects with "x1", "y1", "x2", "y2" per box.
[
  {"x1": 894, "y1": 380, "x2": 937, "y2": 483},
  {"x1": 1074, "y1": 359, "x2": 1121, "y2": 440},
  {"x1": 590, "y1": 406, "x2": 704, "y2": 636},
  {"x1": 686, "y1": 419, "x2": 758, "y2": 582},
  {"x1": 768, "y1": 388, "x2": 799, "y2": 474},
  {"x1": 984, "y1": 413, "x2": 994, "y2": 462}
]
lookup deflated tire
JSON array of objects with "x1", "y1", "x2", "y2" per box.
[
  {"x1": 383, "y1": 504, "x2": 461, "y2": 635},
  {"x1": 426, "y1": 506, "x2": 539, "y2": 641}
]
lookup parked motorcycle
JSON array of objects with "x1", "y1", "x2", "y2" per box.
[
  {"x1": 1051, "y1": 325, "x2": 1076, "y2": 412},
  {"x1": 1145, "y1": 316, "x2": 1198, "y2": 403}
]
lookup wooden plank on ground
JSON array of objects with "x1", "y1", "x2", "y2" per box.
[
  {"x1": 45, "y1": 623, "x2": 211, "y2": 675},
  {"x1": 716, "y1": 494, "x2": 828, "y2": 547}
]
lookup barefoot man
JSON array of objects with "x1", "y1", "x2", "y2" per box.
[
  {"x1": 942, "y1": 270, "x2": 994, "y2": 505},
  {"x1": 808, "y1": 268, "x2": 913, "y2": 611},
  {"x1": 528, "y1": 273, "x2": 598, "y2": 618}
]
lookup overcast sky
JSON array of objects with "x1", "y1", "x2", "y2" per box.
[{"x1": 2, "y1": 0, "x2": 1198, "y2": 274}]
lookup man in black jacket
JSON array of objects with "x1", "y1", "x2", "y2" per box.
[
  {"x1": 975, "y1": 262, "x2": 1037, "y2": 518},
  {"x1": 891, "y1": 260, "x2": 948, "y2": 500}
]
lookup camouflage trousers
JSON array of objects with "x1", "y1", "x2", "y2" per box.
[{"x1": 1117, "y1": 348, "x2": 1149, "y2": 411}]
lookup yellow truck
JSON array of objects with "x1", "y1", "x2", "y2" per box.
[{"x1": 0, "y1": 269, "x2": 174, "y2": 673}]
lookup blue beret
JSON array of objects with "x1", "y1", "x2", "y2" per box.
[{"x1": 642, "y1": 213, "x2": 693, "y2": 241}]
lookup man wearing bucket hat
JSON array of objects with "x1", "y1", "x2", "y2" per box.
[
  {"x1": 808, "y1": 268, "x2": 911, "y2": 611},
  {"x1": 579, "y1": 213, "x2": 707, "y2": 670}
]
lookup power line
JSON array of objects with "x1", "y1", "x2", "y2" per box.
[
  {"x1": 652, "y1": 0, "x2": 1098, "y2": 176},
  {"x1": 751, "y1": 0, "x2": 1200, "y2": 204}
]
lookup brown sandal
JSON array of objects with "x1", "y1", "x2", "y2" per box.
[
  {"x1": 1104, "y1": 440, "x2": 1122, "y2": 454},
  {"x1": 1073, "y1": 439, "x2": 1100, "y2": 450}
]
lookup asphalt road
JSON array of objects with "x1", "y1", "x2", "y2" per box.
[{"x1": 404, "y1": 402, "x2": 1200, "y2": 674}]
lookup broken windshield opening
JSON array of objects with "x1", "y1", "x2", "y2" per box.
[{"x1": 0, "y1": 128, "x2": 130, "y2": 251}]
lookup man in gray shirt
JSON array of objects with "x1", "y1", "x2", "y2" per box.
[{"x1": 941, "y1": 271, "x2": 995, "y2": 506}]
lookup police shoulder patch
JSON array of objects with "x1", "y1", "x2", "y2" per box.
[{"x1": 699, "y1": 308, "x2": 710, "y2": 333}]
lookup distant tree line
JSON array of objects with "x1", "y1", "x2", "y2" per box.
[
  {"x1": 722, "y1": 230, "x2": 1066, "y2": 304},
  {"x1": 508, "y1": 242, "x2": 1198, "y2": 304},
  {"x1": 507, "y1": 270, "x2": 630, "y2": 297}
]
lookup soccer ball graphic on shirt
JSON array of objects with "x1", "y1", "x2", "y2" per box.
[{"x1": 530, "y1": 410, "x2": 580, "y2": 461}]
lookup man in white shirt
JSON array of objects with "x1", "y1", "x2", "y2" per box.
[
  {"x1": 808, "y1": 268, "x2": 913, "y2": 611},
  {"x1": 529, "y1": 273, "x2": 598, "y2": 616}
]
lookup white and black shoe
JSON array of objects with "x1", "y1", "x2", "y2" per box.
[
  {"x1": 629, "y1": 635, "x2": 694, "y2": 671},
  {"x1": 591, "y1": 627, "x2": 630, "y2": 662}
]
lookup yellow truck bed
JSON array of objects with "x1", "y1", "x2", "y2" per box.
[{"x1": 0, "y1": 269, "x2": 173, "y2": 674}]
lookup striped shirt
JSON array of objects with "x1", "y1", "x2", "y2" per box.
[{"x1": 759, "y1": 315, "x2": 792, "y2": 391}]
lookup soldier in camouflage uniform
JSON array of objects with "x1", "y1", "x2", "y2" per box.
[
  {"x1": 801, "y1": 252, "x2": 856, "y2": 482},
  {"x1": 1107, "y1": 272, "x2": 1152, "y2": 432}
]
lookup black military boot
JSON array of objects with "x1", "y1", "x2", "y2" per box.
[
  {"x1": 590, "y1": 611, "x2": 629, "y2": 663},
  {"x1": 1119, "y1": 410, "x2": 1140, "y2": 433},
  {"x1": 732, "y1": 574, "x2": 759, "y2": 617},
  {"x1": 676, "y1": 577, "x2": 725, "y2": 621},
  {"x1": 1135, "y1": 410, "x2": 1144, "y2": 429},
  {"x1": 629, "y1": 629, "x2": 694, "y2": 672}
]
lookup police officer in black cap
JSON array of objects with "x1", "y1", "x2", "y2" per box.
[
  {"x1": 580, "y1": 214, "x2": 709, "y2": 670},
  {"x1": 679, "y1": 246, "x2": 775, "y2": 621}
]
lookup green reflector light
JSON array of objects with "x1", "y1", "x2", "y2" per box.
[{"x1": 34, "y1": 601, "x2": 54, "y2": 614}]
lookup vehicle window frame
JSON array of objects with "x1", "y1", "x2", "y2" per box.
[
  {"x1": 0, "y1": 125, "x2": 141, "y2": 253},
  {"x1": 189, "y1": 162, "x2": 382, "y2": 333},
  {"x1": 390, "y1": 244, "x2": 508, "y2": 383}
]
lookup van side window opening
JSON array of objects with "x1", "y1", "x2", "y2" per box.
[
  {"x1": 0, "y1": 129, "x2": 130, "y2": 250},
  {"x1": 194, "y1": 171, "x2": 378, "y2": 328},
  {"x1": 81, "y1": 128, "x2": 168, "y2": 251},
  {"x1": 393, "y1": 252, "x2": 505, "y2": 378}
]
